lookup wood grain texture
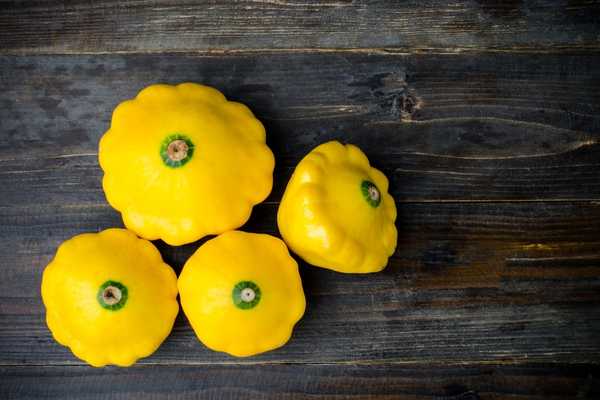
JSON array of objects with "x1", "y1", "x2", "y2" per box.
[
  {"x1": 2, "y1": 1, "x2": 600, "y2": 398},
  {"x1": 1, "y1": 0, "x2": 599, "y2": 54},
  {"x1": 1, "y1": 364, "x2": 599, "y2": 399},
  {"x1": 1, "y1": 52, "x2": 599, "y2": 202},
  {"x1": 0, "y1": 52, "x2": 599, "y2": 370},
  {"x1": 2, "y1": 200, "x2": 600, "y2": 365}
]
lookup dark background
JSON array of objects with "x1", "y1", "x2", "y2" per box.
[{"x1": 1, "y1": 1, "x2": 599, "y2": 399}]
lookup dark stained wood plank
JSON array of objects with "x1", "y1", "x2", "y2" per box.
[
  {"x1": 0, "y1": 53, "x2": 599, "y2": 367},
  {"x1": 1, "y1": 0, "x2": 599, "y2": 53},
  {"x1": 2, "y1": 201, "x2": 600, "y2": 365},
  {"x1": 0, "y1": 52, "x2": 599, "y2": 201},
  {"x1": 3, "y1": 148, "x2": 600, "y2": 206},
  {"x1": 1, "y1": 364, "x2": 599, "y2": 399}
]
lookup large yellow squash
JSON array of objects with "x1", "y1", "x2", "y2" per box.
[
  {"x1": 178, "y1": 231, "x2": 305, "y2": 357},
  {"x1": 99, "y1": 83, "x2": 275, "y2": 246},
  {"x1": 278, "y1": 141, "x2": 397, "y2": 273},
  {"x1": 41, "y1": 229, "x2": 179, "y2": 367}
]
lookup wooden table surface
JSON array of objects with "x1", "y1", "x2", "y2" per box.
[{"x1": 1, "y1": 1, "x2": 599, "y2": 399}]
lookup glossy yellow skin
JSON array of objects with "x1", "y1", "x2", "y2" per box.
[
  {"x1": 278, "y1": 141, "x2": 397, "y2": 273},
  {"x1": 99, "y1": 83, "x2": 275, "y2": 246},
  {"x1": 41, "y1": 229, "x2": 179, "y2": 367},
  {"x1": 178, "y1": 231, "x2": 305, "y2": 357}
]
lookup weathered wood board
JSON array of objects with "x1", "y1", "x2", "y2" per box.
[{"x1": 1, "y1": 1, "x2": 599, "y2": 398}]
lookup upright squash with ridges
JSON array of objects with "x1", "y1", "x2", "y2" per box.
[{"x1": 277, "y1": 141, "x2": 397, "y2": 273}]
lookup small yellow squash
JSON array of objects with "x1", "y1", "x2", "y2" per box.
[
  {"x1": 278, "y1": 141, "x2": 397, "y2": 273},
  {"x1": 41, "y1": 229, "x2": 179, "y2": 367},
  {"x1": 178, "y1": 231, "x2": 305, "y2": 357},
  {"x1": 99, "y1": 83, "x2": 275, "y2": 246}
]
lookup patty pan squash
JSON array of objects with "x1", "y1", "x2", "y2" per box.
[
  {"x1": 278, "y1": 141, "x2": 397, "y2": 273},
  {"x1": 99, "y1": 83, "x2": 275, "y2": 246},
  {"x1": 178, "y1": 231, "x2": 305, "y2": 357},
  {"x1": 41, "y1": 228, "x2": 179, "y2": 367}
]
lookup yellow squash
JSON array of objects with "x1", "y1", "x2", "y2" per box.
[
  {"x1": 278, "y1": 141, "x2": 397, "y2": 273},
  {"x1": 99, "y1": 83, "x2": 275, "y2": 246},
  {"x1": 41, "y1": 229, "x2": 179, "y2": 367},
  {"x1": 178, "y1": 231, "x2": 305, "y2": 357}
]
